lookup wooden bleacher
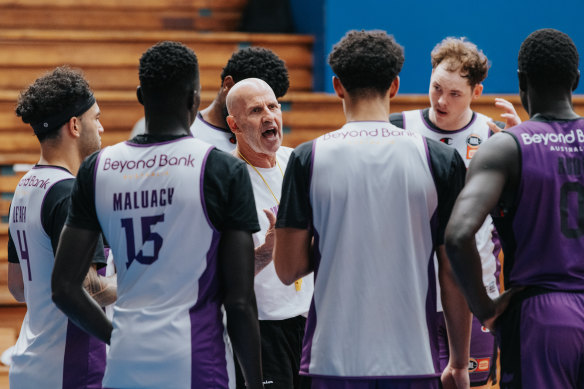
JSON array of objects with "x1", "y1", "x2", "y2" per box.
[{"x1": 0, "y1": 0, "x2": 248, "y2": 31}]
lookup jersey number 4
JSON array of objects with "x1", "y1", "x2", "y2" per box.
[
  {"x1": 121, "y1": 215, "x2": 165, "y2": 269},
  {"x1": 15, "y1": 230, "x2": 32, "y2": 281}
]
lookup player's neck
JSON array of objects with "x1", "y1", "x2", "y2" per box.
[
  {"x1": 39, "y1": 142, "x2": 80, "y2": 176},
  {"x1": 235, "y1": 145, "x2": 276, "y2": 169},
  {"x1": 526, "y1": 91, "x2": 579, "y2": 120},
  {"x1": 200, "y1": 101, "x2": 228, "y2": 130},
  {"x1": 343, "y1": 96, "x2": 390, "y2": 123},
  {"x1": 144, "y1": 113, "x2": 191, "y2": 137}
]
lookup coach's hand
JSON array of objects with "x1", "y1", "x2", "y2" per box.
[
  {"x1": 253, "y1": 209, "x2": 277, "y2": 275},
  {"x1": 441, "y1": 363, "x2": 470, "y2": 389}
]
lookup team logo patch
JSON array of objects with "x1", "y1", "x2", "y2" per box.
[
  {"x1": 481, "y1": 325, "x2": 490, "y2": 333},
  {"x1": 466, "y1": 134, "x2": 482, "y2": 160},
  {"x1": 440, "y1": 137, "x2": 454, "y2": 145},
  {"x1": 466, "y1": 134, "x2": 482, "y2": 146},
  {"x1": 468, "y1": 357, "x2": 491, "y2": 373}
]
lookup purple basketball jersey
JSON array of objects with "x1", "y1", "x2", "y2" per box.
[{"x1": 507, "y1": 118, "x2": 584, "y2": 290}]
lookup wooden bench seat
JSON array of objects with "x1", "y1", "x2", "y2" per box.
[
  {"x1": 0, "y1": 30, "x2": 314, "y2": 92},
  {"x1": 0, "y1": 0, "x2": 248, "y2": 32}
]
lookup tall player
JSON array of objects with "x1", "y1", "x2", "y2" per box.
[
  {"x1": 227, "y1": 78, "x2": 314, "y2": 389},
  {"x1": 446, "y1": 28, "x2": 584, "y2": 388},
  {"x1": 8, "y1": 66, "x2": 115, "y2": 389},
  {"x1": 274, "y1": 30, "x2": 470, "y2": 388},
  {"x1": 390, "y1": 37, "x2": 520, "y2": 387},
  {"x1": 52, "y1": 41, "x2": 264, "y2": 389}
]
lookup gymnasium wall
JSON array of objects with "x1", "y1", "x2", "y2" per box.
[{"x1": 290, "y1": 0, "x2": 584, "y2": 95}]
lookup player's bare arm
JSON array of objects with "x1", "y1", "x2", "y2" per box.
[
  {"x1": 254, "y1": 209, "x2": 277, "y2": 275},
  {"x1": 218, "y1": 229, "x2": 263, "y2": 389},
  {"x1": 8, "y1": 262, "x2": 25, "y2": 302},
  {"x1": 273, "y1": 227, "x2": 313, "y2": 286},
  {"x1": 52, "y1": 225, "x2": 113, "y2": 344},
  {"x1": 436, "y1": 245, "x2": 471, "y2": 389},
  {"x1": 445, "y1": 132, "x2": 519, "y2": 324}
]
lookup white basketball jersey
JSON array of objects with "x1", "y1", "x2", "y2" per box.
[
  {"x1": 246, "y1": 146, "x2": 314, "y2": 321},
  {"x1": 402, "y1": 110, "x2": 500, "y2": 303},
  {"x1": 9, "y1": 166, "x2": 105, "y2": 389},
  {"x1": 94, "y1": 137, "x2": 235, "y2": 389},
  {"x1": 191, "y1": 113, "x2": 236, "y2": 152},
  {"x1": 305, "y1": 122, "x2": 440, "y2": 377}
]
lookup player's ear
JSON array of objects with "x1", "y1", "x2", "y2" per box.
[
  {"x1": 332, "y1": 76, "x2": 345, "y2": 98},
  {"x1": 573, "y1": 70, "x2": 580, "y2": 91},
  {"x1": 389, "y1": 76, "x2": 400, "y2": 99},
  {"x1": 223, "y1": 76, "x2": 235, "y2": 92},
  {"x1": 472, "y1": 83, "x2": 483, "y2": 100},
  {"x1": 517, "y1": 70, "x2": 527, "y2": 93},
  {"x1": 136, "y1": 86, "x2": 144, "y2": 106}
]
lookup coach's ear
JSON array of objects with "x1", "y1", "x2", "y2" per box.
[
  {"x1": 136, "y1": 86, "x2": 144, "y2": 106},
  {"x1": 389, "y1": 76, "x2": 400, "y2": 99}
]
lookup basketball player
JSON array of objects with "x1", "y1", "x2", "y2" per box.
[
  {"x1": 8, "y1": 66, "x2": 115, "y2": 389},
  {"x1": 273, "y1": 30, "x2": 470, "y2": 388},
  {"x1": 52, "y1": 41, "x2": 263, "y2": 389},
  {"x1": 227, "y1": 78, "x2": 314, "y2": 389},
  {"x1": 446, "y1": 28, "x2": 584, "y2": 388},
  {"x1": 130, "y1": 46, "x2": 290, "y2": 151},
  {"x1": 390, "y1": 37, "x2": 521, "y2": 387}
]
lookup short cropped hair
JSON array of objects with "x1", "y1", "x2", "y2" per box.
[
  {"x1": 518, "y1": 28, "x2": 579, "y2": 90},
  {"x1": 431, "y1": 37, "x2": 489, "y2": 87},
  {"x1": 15, "y1": 66, "x2": 93, "y2": 142},
  {"x1": 328, "y1": 30, "x2": 404, "y2": 96},
  {"x1": 139, "y1": 41, "x2": 199, "y2": 93},
  {"x1": 221, "y1": 47, "x2": 290, "y2": 98}
]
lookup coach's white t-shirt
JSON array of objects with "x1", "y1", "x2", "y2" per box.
[{"x1": 243, "y1": 146, "x2": 314, "y2": 321}]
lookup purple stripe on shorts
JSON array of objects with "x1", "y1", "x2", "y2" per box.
[
  {"x1": 63, "y1": 320, "x2": 106, "y2": 388},
  {"x1": 424, "y1": 244, "x2": 440, "y2": 374},
  {"x1": 300, "y1": 228, "x2": 321, "y2": 374},
  {"x1": 189, "y1": 230, "x2": 229, "y2": 389},
  {"x1": 200, "y1": 146, "x2": 218, "y2": 232}
]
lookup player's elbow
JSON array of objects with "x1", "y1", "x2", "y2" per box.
[
  {"x1": 51, "y1": 271, "x2": 76, "y2": 311},
  {"x1": 444, "y1": 220, "x2": 474, "y2": 260},
  {"x1": 274, "y1": 258, "x2": 296, "y2": 286}
]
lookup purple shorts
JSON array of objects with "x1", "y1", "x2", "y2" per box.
[
  {"x1": 497, "y1": 290, "x2": 584, "y2": 388},
  {"x1": 436, "y1": 312, "x2": 497, "y2": 386},
  {"x1": 308, "y1": 376, "x2": 440, "y2": 389}
]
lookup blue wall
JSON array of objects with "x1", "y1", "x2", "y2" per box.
[{"x1": 291, "y1": 0, "x2": 584, "y2": 94}]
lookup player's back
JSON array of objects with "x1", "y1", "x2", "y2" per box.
[
  {"x1": 93, "y1": 136, "x2": 233, "y2": 388},
  {"x1": 501, "y1": 117, "x2": 584, "y2": 290},
  {"x1": 304, "y1": 122, "x2": 442, "y2": 377},
  {"x1": 9, "y1": 166, "x2": 105, "y2": 389}
]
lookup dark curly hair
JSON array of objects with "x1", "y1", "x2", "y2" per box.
[
  {"x1": 15, "y1": 66, "x2": 93, "y2": 142},
  {"x1": 139, "y1": 41, "x2": 199, "y2": 92},
  {"x1": 328, "y1": 30, "x2": 404, "y2": 96},
  {"x1": 221, "y1": 47, "x2": 289, "y2": 98},
  {"x1": 431, "y1": 37, "x2": 489, "y2": 87},
  {"x1": 518, "y1": 29, "x2": 579, "y2": 90}
]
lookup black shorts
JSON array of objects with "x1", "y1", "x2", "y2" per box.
[{"x1": 236, "y1": 315, "x2": 309, "y2": 389}]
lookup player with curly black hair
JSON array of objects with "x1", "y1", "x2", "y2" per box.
[
  {"x1": 52, "y1": 41, "x2": 264, "y2": 389},
  {"x1": 8, "y1": 66, "x2": 115, "y2": 389},
  {"x1": 446, "y1": 28, "x2": 584, "y2": 389},
  {"x1": 274, "y1": 30, "x2": 469, "y2": 388},
  {"x1": 191, "y1": 46, "x2": 289, "y2": 151}
]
